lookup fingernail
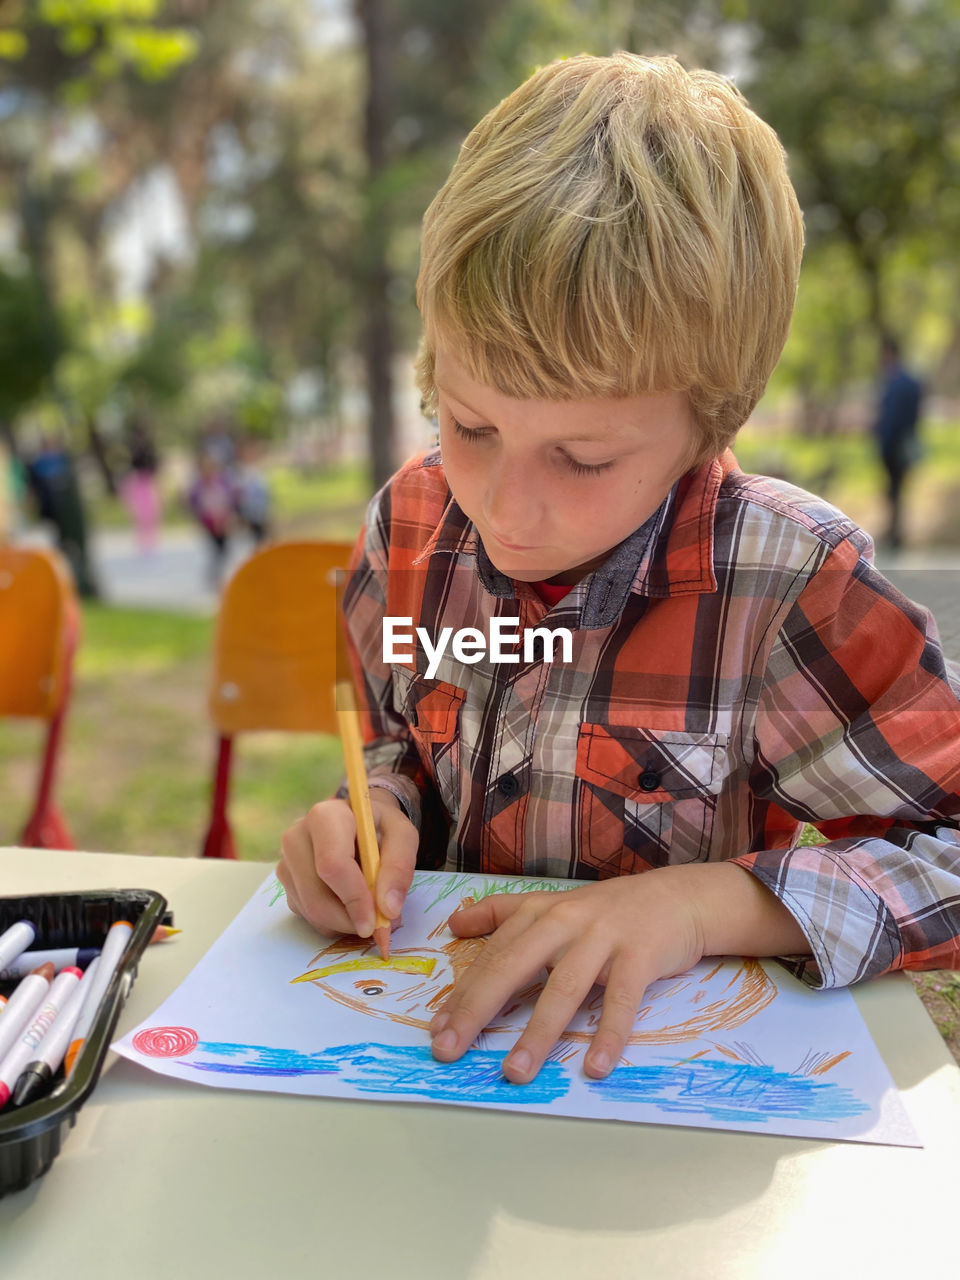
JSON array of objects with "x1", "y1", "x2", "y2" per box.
[
  {"x1": 506, "y1": 1049, "x2": 531, "y2": 1078},
  {"x1": 430, "y1": 1012, "x2": 450, "y2": 1036},
  {"x1": 587, "y1": 1050, "x2": 611, "y2": 1076},
  {"x1": 432, "y1": 1029, "x2": 457, "y2": 1052},
  {"x1": 384, "y1": 890, "x2": 403, "y2": 917}
]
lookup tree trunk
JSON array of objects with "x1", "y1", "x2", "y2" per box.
[
  {"x1": 84, "y1": 414, "x2": 118, "y2": 496},
  {"x1": 356, "y1": 0, "x2": 396, "y2": 491},
  {"x1": 355, "y1": 0, "x2": 396, "y2": 491}
]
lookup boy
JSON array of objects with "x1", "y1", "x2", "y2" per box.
[{"x1": 277, "y1": 52, "x2": 960, "y2": 1085}]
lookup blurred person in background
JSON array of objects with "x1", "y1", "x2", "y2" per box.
[
  {"x1": 187, "y1": 449, "x2": 236, "y2": 586},
  {"x1": 121, "y1": 415, "x2": 162, "y2": 554},
  {"x1": 200, "y1": 414, "x2": 238, "y2": 470},
  {"x1": 233, "y1": 436, "x2": 272, "y2": 545},
  {"x1": 25, "y1": 432, "x2": 98, "y2": 597},
  {"x1": 872, "y1": 334, "x2": 923, "y2": 551}
]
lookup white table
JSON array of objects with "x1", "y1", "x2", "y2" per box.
[{"x1": 2, "y1": 848, "x2": 959, "y2": 1279}]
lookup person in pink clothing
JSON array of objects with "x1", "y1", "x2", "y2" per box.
[{"x1": 121, "y1": 420, "x2": 161, "y2": 554}]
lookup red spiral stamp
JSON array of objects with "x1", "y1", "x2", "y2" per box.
[{"x1": 132, "y1": 1026, "x2": 199, "y2": 1058}]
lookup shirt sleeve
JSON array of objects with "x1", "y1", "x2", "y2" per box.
[
  {"x1": 731, "y1": 537, "x2": 960, "y2": 988},
  {"x1": 337, "y1": 484, "x2": 432, "y2": 836}
]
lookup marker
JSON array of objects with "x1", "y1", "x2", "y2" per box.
[
  {"x1": 0, "y1": 923, "x2": 179, "y2": 982},
  {"x1": 0, "y1": 967, "x2": 83, "y2": 1108},
  {"x1": 0, "y1": 947, "x2": 100, "y2": 981},
  {"x1": 0, "y1": 994, "x2": 7, "y2": 1014},
  {"x1": 64, "y1": 920, "x2": 133, "y2": 1074},
  {"x1": 0, "y1": 964, "x2": 56, "y2": 1063},
  {"x1": 10, "y1": 958, "x2": 101, "y2": 1108},
  {"x1": 0, "y1": 921, "x2": 37, "y2": 971}
]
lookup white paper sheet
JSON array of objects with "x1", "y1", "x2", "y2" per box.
[{"x1": 113, "y1": 870, "x2": 920, "y2": 1146}]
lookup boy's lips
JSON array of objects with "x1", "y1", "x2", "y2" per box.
[{"x1": 487, "y1": 532, "x2": 540, "y2": 552}]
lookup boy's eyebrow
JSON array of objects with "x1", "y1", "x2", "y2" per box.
[
  {"x1": 434, "y1": 379, "x2": 485, "y2": 419},
  {"x1": 436, "y1": 379, "x2": 630, "y2": 444}
]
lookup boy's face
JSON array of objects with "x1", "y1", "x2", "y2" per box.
[{"x1": 434, "y1": 347, "x2": 697, "y2": 584}]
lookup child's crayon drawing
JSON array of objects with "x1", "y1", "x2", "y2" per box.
[{"x1": 114, "y1": 870, "x2": 919, "y2": 1146}]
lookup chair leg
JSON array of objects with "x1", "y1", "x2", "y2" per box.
[
  {"x1": 201, "y1": 815, "x2": 237, "y2": 860},
  {"x1": 20, "y1": 708, "x2": 76, "y2": 851},
  {"x1": 21, "y1": 804, "x2": 75, "y2": 851},
  {"x1": 201, "y1": 735, "x2": 238, "y2": 858}
]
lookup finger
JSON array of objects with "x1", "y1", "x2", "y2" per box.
[
  {"x1": 277, "y1": 850, "x2": 354, "y2": 935},
  {"x1": 300, "y1": 802, "x2": 375, "y2": 935},
  {"x1": 427, "y1": 899, "x2": 544, "y2": 1035},
  {"x1": 275, "y1": 862, "x2": 302, "y2": 917},
  {"x1": 501, "y1": 939, "x2": 610, "y2": 1084},
  {"x1": 430, "y1": 909, "x2": 568, "y2": 1063},
  {"x1": 373, "y1": 803, "x2": 419, "y2": 920},
  {"x1": 583, "y1": 955, "x2": 650, "y2": 1079},
  {"x1": 277, "y1": 816, "x2": 354, "y2": 934},
  {"x1": 446, "y1": 892, "x2": 531, "y2": 937}
]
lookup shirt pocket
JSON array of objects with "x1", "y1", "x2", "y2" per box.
[
  {"x1": 391, "y1": 667, "x2": 465, "y2": 817},
  {"x1": 575, "y1": 724, "x2": 729, "y2": 876}
]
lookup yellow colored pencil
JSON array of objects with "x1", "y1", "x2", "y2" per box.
[
  {"x1": 150, "y1": 925, "x2": 181, "y2": 943},
  {"x1": 334, "y1": 678, "x2": 391, "y2": 960}
]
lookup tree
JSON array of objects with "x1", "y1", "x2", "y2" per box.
[
  {"x1": 0, "y1": 266, "x2": 63, "y2": 450},
  {"x1": 739, "y1": 1, "x2": 960, "y2": 354},
  {"x1": 0, "y1": 0, "x2": 203, "y2": 479}
]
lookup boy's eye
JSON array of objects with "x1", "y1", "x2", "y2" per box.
[
  {"x1": 561, "y1": 453, "x2": 615, "y2": 477},
  {"x1": 452, "y1": 419, "x2": 490, "y2": 443},
  {"x1": 452, "y1": 417, "x2": 614, "y2": 476}
]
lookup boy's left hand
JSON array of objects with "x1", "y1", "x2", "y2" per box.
[{"x1": 428, "y1": 868, "x2": 707, "y2": 1083}]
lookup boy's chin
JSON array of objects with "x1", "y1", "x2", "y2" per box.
[{"x1": 493, "y1": 553, "x2": 610, "y2": 586}]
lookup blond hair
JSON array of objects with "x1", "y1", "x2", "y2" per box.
[{"x1": 416, "y1": 52, "x2": 804, "y2": 459}]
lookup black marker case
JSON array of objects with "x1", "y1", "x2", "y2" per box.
[{"x1": 0, "y1": 888, "x2": 168, "y2": 1196}]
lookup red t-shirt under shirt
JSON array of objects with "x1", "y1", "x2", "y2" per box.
[{"x1": 529, "y1": 579, "x2": 574, "y2": 608}]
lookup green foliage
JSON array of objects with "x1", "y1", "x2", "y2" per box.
[
  {"x1": 2, "y1": 0, "x2": 199, "y2": 98},
  {"x1": 0, "y1": 29, "x2": 29, "y2": 59},
  {"x1": 0, "y1": 266, "x2": 63, "y2": 419},
  {"x1": 740, "y1": 0, "x2": 960, "y2": 340}
]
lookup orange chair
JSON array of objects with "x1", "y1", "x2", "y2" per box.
[
  {"x1": 201, "y1": 540, "x2": 355, "y2": 858},
  {"x1": 0, "y1": 544, "x2": 79, "y2": 849}
]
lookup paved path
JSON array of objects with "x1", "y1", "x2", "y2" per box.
[
  {"x1": 21, "y1": 523, "x2": 258, "y2": 615},
  {"x1": 89, "y1": 526, "x2": 258, "y2": 614}
]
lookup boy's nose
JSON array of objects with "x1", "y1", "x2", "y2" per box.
[{"x1": 482, "y1": 465, "x2": 539, "y2": 541}]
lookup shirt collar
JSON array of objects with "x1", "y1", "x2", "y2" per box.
[{"x1": 412, "y1": 448, "x2": 732, "y2": 626}]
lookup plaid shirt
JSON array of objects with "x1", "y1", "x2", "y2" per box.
[{"x1": 343, "y1": 448, "x2": 960, "y2": 989}]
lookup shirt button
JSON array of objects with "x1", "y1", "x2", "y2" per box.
[
  {"x1": 638, "y1": 769, "x2": 662, "y2": 792},
  {"x1": 497, "y1": 772, "x2": 520, "y2": 798}
]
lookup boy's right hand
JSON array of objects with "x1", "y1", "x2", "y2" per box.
[{"x1": 277, "y1": 792, "x2": 418, "y2": 938}]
